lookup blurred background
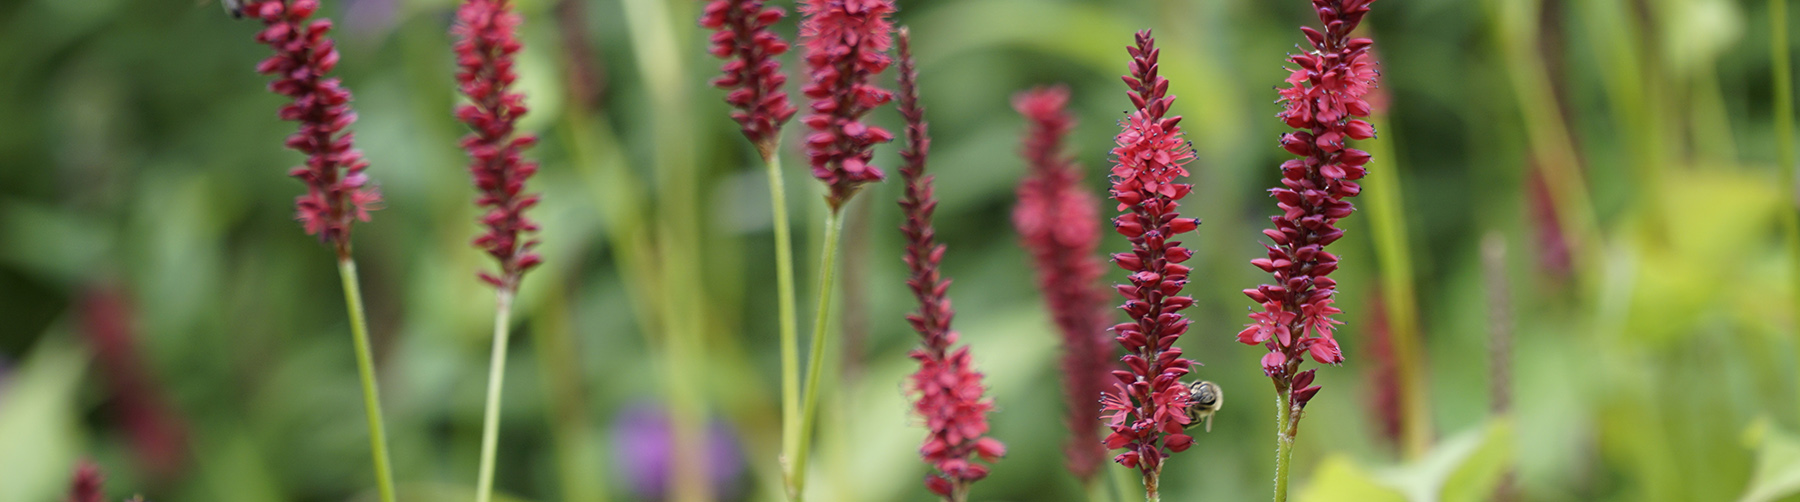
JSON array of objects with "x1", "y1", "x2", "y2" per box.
[{"x1": 0, "y1": 0, "x2": 1796, "y2": 500}]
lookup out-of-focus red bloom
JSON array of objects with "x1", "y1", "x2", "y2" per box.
[
  {"x1": 1240, "y1": 0, "x2": 1379, "y2": 415},
  {"x1": 1099, "y1": 30, "x2": 1201, "y2": 482},
  {"x1": 80, "y1": 286, "x2": 188, "y2": 481},
  {"x1": 243, "y1": 0, "x2": 382, "y2": 255},
  {"x1": 798, "y1": 0, "x2": 896, "y2": 210},
  {"x1": 701, "y1": 0, "x2": 796, "y2": 157},
  {"x1": 1010, "y1": 85, "x2": 1113, "y2": 482},
  {"x1": 68, "y1": 461, "x2": 103, "y2": 502},
  {"x1": 1361, "y1": 287, "x2": 1402, "y2": 450},
  {"x1": 453, "y1": 0, "x2": 542, "y2": 290},
  {"x1": 894, "y1": 30, "x2": 1004, "y2": 501}
]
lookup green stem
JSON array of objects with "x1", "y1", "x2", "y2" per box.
[
  {"x1": 475, "y1": 288, "x2": 516, "y2": 502},
  {"x1": 337, "y1": 257, "x2": 397, "y2": 502},
  {"x1": 1360, "y1": 113, "x2": 1432, "y2": 459},
  {"x1": 790, "y1": 209, "x2": 846, "y2": 501},
  {"x1": 1272, "y1": 389, "x2": 1294, "y2": 502},
  {"x1": 770, "y1": 151, "x2": 803, "y2": 496},
  {"x1": 1774, "y1": 0, "x2": 1800, "y2": 422}
]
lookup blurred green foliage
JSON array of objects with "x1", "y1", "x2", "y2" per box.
[{"x1": 1, "y1": 0, "x2": 1798, "y2": 500}]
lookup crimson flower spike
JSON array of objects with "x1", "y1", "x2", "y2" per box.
[
  {"x1": 240, "y1": 4, "x2": 397, "y2": 500},
  {"x1": 453, "y1": 0, "x2": 542, "y2": 291},
  {"x1": 1099, "y1": 29, "x2": 1202, "y2": 500},
  {"x1": 68, "y1": 461, "x2": 104, "y2": 502},
  {"x1": 799, "y1": 0, "x2": 897, "y2": 211},
  {"x1": 701, "y1": 0, "x2": 797, "y2": 158},
  {"x1": 895, "y1": 28, "x2": 1005, "y2": 502},
  {"x1": 1241, "y1": 0, "x2": 1377, "y2": 499},
  {"x1": 452, "y1": 2, "x2": 543, "y2": 501},
  {"x1": 243, "y1": 0, "x2": 381, "y2": 258},
  {"x1": 1011, "y1": 85, "x2": 1113, "y2": 482}
]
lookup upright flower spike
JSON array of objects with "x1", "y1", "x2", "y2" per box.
[
  {"x1": 895, "y1": 29, "x2": 1005, "y2": 502},
  {"x1": 1099, "y1": 30, "x2": 1202, "y2": 500},
  {"x1": 1243, "y1": 1, "x2": 1378, "y2": 499},
  {"x1": 451, "y1": 2, "x2": 541, "y2": 502},
  {"x1": 244, "y1": 0, "x2": 381, "y2": 256},
  {"x1": 799, "y1": 0, "x2": 897, "y2": 210},
  {"x1": 789, "y1": 1, "x2": 898, "y2": 497},
  {"x1": 1011, "y1": 85, "x2": 1113, "y2": 482},
  {"x1": 453, "y1": 0, "x2": 542, "y2": 291},
  {"x1": 240, "y1": 4, "x2": 397, "y2": 501},
  {"x1": 68, "y1": 461, "x2": 104, "y2": 502},
  {"x1": 701, "y1": 0, "x2": 797, "y2": 158}
]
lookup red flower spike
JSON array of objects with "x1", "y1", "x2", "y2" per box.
[
  {"x1": 895, "y1": 29, "x2": 1003, "y2": 501},
  {"x1": 1243, "y1": 0, "x2": 1380, "y2": 421},
  {"x1": 243, "y1": 0, "x2": 381, "y2": 255},
  {"x1": 453, "y1": 0, "x2": 542, "y2": 291},
  {"x1": 1098, "y1": 29, "x2": 1202, "y2": 481},
  {"x1": 701, "y1": 0, "x2": 797, "y2": 157},
  {"x1": 799, "y1": 0, "x2": 897, "y2": 210},
  {"x1": 68, "y1": 461, "x2": 104, "y2": 502},
  {"x1": 1010, "y1": 85, "x2": 1114, "y2": 482}
]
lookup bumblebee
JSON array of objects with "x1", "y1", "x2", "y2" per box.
[
  {"x1": 223, "y1": 0, "x2": 246, "y2": 18},
  {"x1": 1186, "y1": 380, "x2": 1223, "y2": 432}
]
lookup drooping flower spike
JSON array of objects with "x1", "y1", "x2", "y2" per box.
[
  {"x1": 243, "y1": 0, "x2": 382, "y2": 255},
  {"x1": 798, "y1": 0, "x2": 898, "y2": 210},
  {"x1": 895, "y1": 28, "x2": 1005, "y2": 502},
  {"x1": 1240, "y1": 0, "x2": 1379, "y2": 414},
  {"x1": 453, "y1": 0, "x2": 542, "y2": 290},
  {"x1": 1099, "y1": 29, "x2": 1202, "y2": 498},
  {"x1": 701, "y1": 0, "x2": 797, "y2": 158},
  {"x1": 1011, "y1": 85, "x2": 1113, "y2": 482}
]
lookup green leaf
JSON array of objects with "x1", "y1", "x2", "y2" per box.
[
  {"x1": 1299, "y1": 420, "x2": 1514, "y2": 502},
  {"x1": 1297, "y1": 455, "x2": 1407, "y2": 502},
  {"x1": 0, "y1": 338, "x2": 88, "y2": 502},
  {"x1": 1738, "y1": 419, "x2": 1800, "y2": 502}
]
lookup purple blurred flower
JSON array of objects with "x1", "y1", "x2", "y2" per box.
[{"x1": 610, "y1": 403, "x2": 744, "y2": 499}]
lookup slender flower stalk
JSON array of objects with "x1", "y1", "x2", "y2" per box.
[
  {"x1": 893, "y1": 29, "x2": 1006, "y2": 502},
  {"x1": 1238, "y1": 1, "x2": 1379, "y2": 500},
  {"x1": 790, "y1": 0, "x2": 896, "y2": 498},
  {"x1": 450, "y1": 2, "x2": 543, "y2": 501},
  {"x1": 1011, "y1": 85, "x2": 1113, "y2": 483},
  {"x1": 1099, "y1": 30, "x2": 1202, "y2": 502},
  {"x1": 1773, "y1": 0, "x2": 1800, "y2": 406},
  {"x1": 240, "y1": 3, "x2": 394, "y2": 501},
  {"x1": 698, "y1": 2, "x2": 805, "y2": 492}
]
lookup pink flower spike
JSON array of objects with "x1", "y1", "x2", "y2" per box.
[
  {"x1": 453, "y1": 0, "x2": 542, "y2": 291},
  {"x1": 799, "y1": 0, "x2": 898, "y2": 210},
  {"x1": 1010, "y1": 84, "x2": 1114, "y2": 482},
  {"x1": 243, "y1": 0, "x2": 381, "y2": 255},
  {"x1": 701, "y1": 0, "x2": 797, "y2": 157},
  {"x1": 1100, "y1": 29, "x2": 1203, "y2": 484},
  {"x1": 1249, "y1": 0, "x2": 1379, "y2": 427},
  {"x1": 895, "y1": 29, "x2": 1003, "y2": 501}
]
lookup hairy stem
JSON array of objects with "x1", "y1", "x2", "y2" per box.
[
  {"x1": 791, "y1": 209, "x2": 847, "y2": 501},
  {"x1": 1272, "y1": 388, "x2": 1294, "y2": 502},
  {"x1": 1143, "y1": 468, "x2": 1160, "y2": 502},
  {"x1": 476, "y1": 289, "x2": 516, "y2": 502},
  {"x1": 770, "y1": 150, "x2": 804, "y2": 497},
  {"x1": 337, "y1": 257, "x2": 397, "y2": 502}
]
